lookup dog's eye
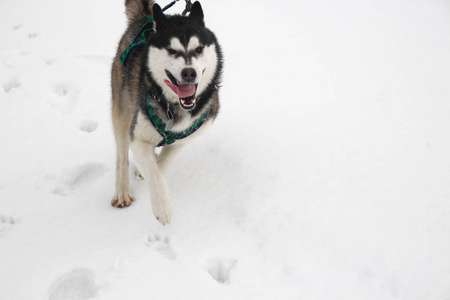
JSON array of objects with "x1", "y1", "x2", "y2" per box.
[
  {"x1": 167, "y1": 48, "x2": 177, "y2": 55},
  {"x1": 195, "y1": 46, "x2": 204, "y2": 54}
]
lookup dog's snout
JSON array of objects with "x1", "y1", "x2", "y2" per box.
[{"x1": 181, "y1": 68, "x2": 197, "y2": 82}]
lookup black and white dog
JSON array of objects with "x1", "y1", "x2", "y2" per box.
[{"x1": 111, "y1": 0, "x2": 223, "y2": 224}]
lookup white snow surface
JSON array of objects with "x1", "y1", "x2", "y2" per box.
[{"x1": 1, "y1": 0, "x2": 450, "y2": 299}]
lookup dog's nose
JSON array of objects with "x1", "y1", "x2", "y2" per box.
[{"x1": 181, "y1": 68, "x2": 197, "y2": 82}]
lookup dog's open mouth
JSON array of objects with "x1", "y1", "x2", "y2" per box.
[{"x1": 164, "y1": 70, "x2": 197, "y2": 110}]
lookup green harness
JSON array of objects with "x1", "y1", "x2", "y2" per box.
[
  {"x1": 146, "y1": 92, "x2": 210, "y2": 147},
  {"x1": 119, "y1": 15, "x2": 161, "y2": 66}
]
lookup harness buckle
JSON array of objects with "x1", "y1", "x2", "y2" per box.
[{"x1": 165, "y1": 103, "x2": 174, "y2": 131}]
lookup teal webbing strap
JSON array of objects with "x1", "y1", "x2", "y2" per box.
[
  {"x1": 120, "y1": 16, "x2": 155, "y2": 66},
  {"x1": 146, "y1": 92, "x2": 210, "y2": 147}
]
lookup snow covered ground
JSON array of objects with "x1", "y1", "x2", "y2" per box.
[{"x1": 1, "y1": 0, "x2": 450, "y2": 299}]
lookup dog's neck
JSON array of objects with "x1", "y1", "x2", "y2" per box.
[
  {"x1": 149, "y1": 86, "x2": 178, "y2": 107},
  {"x1": 148, "y1": 86, "x2": 178, "y2": 130},
  {"x1": 145, "y1": 90, "x2": 210, "y2": 147}
]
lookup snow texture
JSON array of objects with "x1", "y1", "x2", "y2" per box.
[{"x1": 1, "y1": 0, "x2": 450, "y2": 299}]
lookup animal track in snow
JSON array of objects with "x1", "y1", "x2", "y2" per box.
[
  {"x1": 44, "y1": 58, "x2": 57, "y2": 65},
  {"x1": 0, "y1": 215, "x2": 15, "y2": 238},
  {"x1": 78, "y1": 120, "x2": 98, "y2": 133},
  {"x1": 145, "y1": 234, "x2": 176, "y2": 259},
  {"x1": 50, "y1": 83, "x2": 79, "y2": 113},
  {"x1": 66, "y1": 163, "x2": 107, "y2": 188},
  {"x1": 53, "y1": 84, "x2": 69, "y2": 96},
  {"x1": 53, "y1": 163, "x2": 107, "y2": 195},
  {"x1": 206, "y1": 258, "x2": 236, "y2": 284},
  {"x1": 12, "y1": 24, "x2": 23, "y2": 30},
  {"x1": 27, "y1": 33, "x2": 39, "y2": 39},
  {"x1": 3, "y1": 77, "x2": 21, "y2": 93},
  {"x1": 48, "y1": 269, "x2": 98, "y2": 300}
]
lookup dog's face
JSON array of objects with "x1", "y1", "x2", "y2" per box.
[{"x1": 148, "y1": 2, "x2": 219, "y2": 111}]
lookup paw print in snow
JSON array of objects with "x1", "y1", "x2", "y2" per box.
[
  {"x1": 0, "y1": 215, "x2": 15, "y2": 238},
  {"x1": 48, "y1": 269, "x2": 98, "y2": 300},
  {"x1": 54, "y1": 162, "x2": 107, "y2": 195},
  {"x1": 145, "y1": 233, "x2": 176, "y2": 259},
  {"x1": 78, "y1": 120, "x2": 98, "y2": 133},
  {"x1": 27, "y1": 33, "x2": 39, "y2": 39},
  {"x1": 206, "y1": 258, "x2": 237, "y2": 284},
  {"x1": 3, "y1": 77, "x2": 21, "y2": 93}
]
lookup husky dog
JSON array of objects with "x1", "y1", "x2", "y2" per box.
[{"x1": 111, "y1": 0, "x2": 222, "y2": 224}]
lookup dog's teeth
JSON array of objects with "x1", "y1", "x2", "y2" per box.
[{"x1": 177, "y1": 80, "x2": 181, "y2": 85}]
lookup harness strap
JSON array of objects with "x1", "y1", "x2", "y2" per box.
[
  {"x1": 146, "y1": 92, "x2": 210, "y2": 147},
  {"x1": 120, "y1": 16, "x2": 162, "y2": 66}
]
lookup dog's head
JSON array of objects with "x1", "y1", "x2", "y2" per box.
[{"x1": 148, "y1": 1, "x2": 221, "y2": 111}]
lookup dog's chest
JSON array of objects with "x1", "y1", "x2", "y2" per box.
[{"x1": 133, "y1": 111, "x2": 212, "y2": 146}]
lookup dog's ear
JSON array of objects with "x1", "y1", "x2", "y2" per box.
[
  {"x1": 152, "y1": 3, "x2": 168, "y2": 31},
  {"x1": 189, "y1": 1, "x2": 204, "y2": 27}
]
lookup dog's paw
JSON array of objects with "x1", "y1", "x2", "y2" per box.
[
  {"x1": 111, "y1": 190, "x2": 135, "y2": 208},
  {"x1": 152, "y1": 200, "x2": 172, "y2": 225}
]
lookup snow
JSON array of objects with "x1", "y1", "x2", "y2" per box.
[{"x1": 1, "y1": 0, "x2": 450, "y2": 299}]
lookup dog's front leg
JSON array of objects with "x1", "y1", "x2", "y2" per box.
[
  {"x1": 157, "y1": 144, "x2": 184, "y2": 173},
  {"x1": 131, "y1": 140, "x2": 172, "y2": 225},
  {"x1": 111, "y1": 131, "x2": 134, "y2": 207}
]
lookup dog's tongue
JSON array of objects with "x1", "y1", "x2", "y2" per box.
[{"x1": 164, "y1": 80, "x2": 196, "y2": 98}]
